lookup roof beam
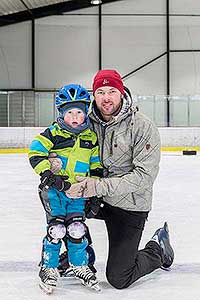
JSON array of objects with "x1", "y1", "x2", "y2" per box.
[
  {"x1": 0, "y1": 0, "x2": 123, "y2": 26},
  {"x1": 19, "y1": 0, "x2": 34, "y2": 17}
]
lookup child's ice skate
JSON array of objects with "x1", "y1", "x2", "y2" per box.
[
  {"x1": 73, "y1": 265, "x2": 101, "y2": 292},
  {"x1": 58, "y1": 248, "x2": 97, "y2": 277},
  {"x1": 39, "y1": 267, "x2": 59, "y2": 294}
]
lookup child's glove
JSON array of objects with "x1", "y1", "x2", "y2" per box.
[
  {"x1": 39, "y1": 170, "x2": 71, "y2": 191},
  {"x1": 85, "y1": 197, "x2": 103, "y2": 219}
]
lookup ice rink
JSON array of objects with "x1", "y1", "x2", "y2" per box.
[{"x1": 0, "y1": 152, "x2": 200, "y2": 300}]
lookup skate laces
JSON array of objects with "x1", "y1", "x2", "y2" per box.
[
  {"x1": 73, "y1": 266, "x2": 97, "y2": 284},
  {"x1": 40, "y1": 267, "x2": 59, "y2": 283}
]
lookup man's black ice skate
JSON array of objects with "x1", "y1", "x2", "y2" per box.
[
  {"x1": 73, "y1": 265, "x2": 101, "y2": 292},
  {"x1": 39, "y1": 267, "x2": 59, "y2": 294},
  {"x1": 151, "y1": 222, "x2": 174, "y2": 269}
]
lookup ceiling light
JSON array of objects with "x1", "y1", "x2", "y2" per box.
[{"x1": 91, "y1": 0, "x2": 102, "y2": 5}]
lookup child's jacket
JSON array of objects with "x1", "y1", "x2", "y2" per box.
[{"x1": 28, "y1": 122, "x2": 102, "y2": 184}]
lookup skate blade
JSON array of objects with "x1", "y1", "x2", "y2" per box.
[
  {"x1": 81, "y1": 280, "x2": 101, "y2": 292},
  {"x1": 39, "y1": 281, "x2": 55, "y2": 294},
  {"x1": 90, "y1": 283, "x2": 101, "y2": 292},
  {"x1": 161, "y1": 266, "x2": 172, "y2": 271}
]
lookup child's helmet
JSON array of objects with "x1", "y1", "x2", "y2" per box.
[{"x1": 55, "y1": 84, "x2": 91, "y2": 110}]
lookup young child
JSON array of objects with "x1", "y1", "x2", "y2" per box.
[{"x1": 28, "y1": 84, "x2": 102, "y2": 293}]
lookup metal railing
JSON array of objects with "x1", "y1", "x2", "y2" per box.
[
  {"x1": 136, "y1": 95, "x2": 200, "y2": 127},
  {"x1": 1, "y1": 90, "x2": 200, "y2": 127}
]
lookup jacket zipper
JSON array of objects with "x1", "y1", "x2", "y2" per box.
[
  {"x1": 110, "y1": 131, "x2": 114, "y2": 155},
  {"x1": 131, "y1": 193, "x2": 136, "y2": 205},
  {"x1": 101, "y1": 124, "x2": 106, "y2": 160}
]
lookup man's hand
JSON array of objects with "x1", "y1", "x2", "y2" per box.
[
  {"x1": 39, "y1": 170, "x2": 71, "y2": 192},
  {"x1": 48, "y1": 153, "x2": 62, "y2": 174},
  {"x1": 65, "y1": 176, "x2": 98, "y2": 198},
  {"x1": 85, "y1": 197, "x2": 103, "y2": 219}
]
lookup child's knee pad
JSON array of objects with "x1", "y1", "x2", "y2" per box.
[
  {"x1": 47, "y1": 217, "x2": 66, "y2": 243},
  {"x1": 66, "y1": 215, "x2": 87, "y2": 243}
]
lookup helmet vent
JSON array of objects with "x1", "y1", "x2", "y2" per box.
[
  {"x1": 59, "y1": 93, "x2": 67, "y2": 99},
  {"x1": 79, "y1": 90, "x2": 86, "y2": 97},
  {"x1": 69, "y1": 88, "x2": 75, "y2": 97}
]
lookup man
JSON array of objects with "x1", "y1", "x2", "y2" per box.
[{"x1": 55, "y1": 70, "x2": 174, "y2": 289}]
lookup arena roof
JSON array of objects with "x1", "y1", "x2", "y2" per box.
[{"x1": 0, "y1": 0, "x2": 122, "y2": 26}]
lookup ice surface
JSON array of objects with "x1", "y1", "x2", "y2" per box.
[{"x1": 0, "y1": 152, "x2": 200, "y2": 300}]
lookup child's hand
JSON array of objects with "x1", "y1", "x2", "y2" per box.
[{"x1": 48, "y1": 153, "x2": 62, "y2": 174}]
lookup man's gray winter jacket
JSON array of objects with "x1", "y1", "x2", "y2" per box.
[{"x1": 89, "y1": 95, "x2": 161, "y2": 212}]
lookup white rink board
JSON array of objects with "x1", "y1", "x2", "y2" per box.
[{"x1": 1, "y1": 127, "x2": 200, "y2": 148}]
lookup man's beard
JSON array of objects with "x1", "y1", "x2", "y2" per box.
[{"x1": 100, "y1": 102, "x2": 122, "y2": 117}]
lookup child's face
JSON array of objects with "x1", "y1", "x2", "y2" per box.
[{"x1": 64, "y1": 108, "x2": 85, "y2": 127}]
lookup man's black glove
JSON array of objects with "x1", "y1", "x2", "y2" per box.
[
  {"x1": 85, "y1": 197, "x2": 103, "y2": 219},
  {"x1": 39, "y1": 170, "x2": 71, "y2": 192}
]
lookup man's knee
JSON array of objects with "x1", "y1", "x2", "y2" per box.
[{"x1": 106, "y1": 271, "x2": 136, "y2": 289}]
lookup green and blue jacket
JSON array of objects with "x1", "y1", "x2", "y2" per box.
[{"x1": 28, "y1": 122, "x2": 102, "y2": 184}]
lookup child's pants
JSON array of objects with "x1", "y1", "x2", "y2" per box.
[{"x1": 39, "y1": 187, "x2": 88, "y2": 268}]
